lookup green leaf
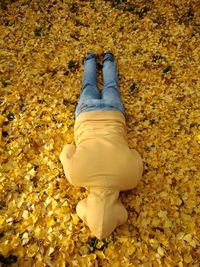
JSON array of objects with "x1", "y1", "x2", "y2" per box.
[
  {"x1": 186, "y1": 7, "x2": 194, "y2": 18},
  {"x1": 34, "y1": 27, "x2": 42, "y2": 36},
  {"x1": 2, "y1": 80, "x2": 10, "y2": 87},
  {"x1": 7, "y1": 111, "x2": 15, "y2": 121},
  {"x1": 88, "y1": 237, "x2": 99, "y2": 252},
  {"x1": 68, "y1": 60, "x2": 78, "y2": 71},
  {"x1": 126, "y1": 4, "x2": 137, "y2": 12},
  {"x1": 130, "y1": 83, "x2": 139, "y2": 93},
  {"x1": 69, "y1": 3, "x2": 78, "y2": 13},
  {"x1": 152, "y1": 53, "x2": 165, "y2": 62},
  {"x1": 0, "y1": 255, "x2": 17, "y2": 265},
  {"x1": 163, "y1": 65, "x2": 172, "y2": 74}
]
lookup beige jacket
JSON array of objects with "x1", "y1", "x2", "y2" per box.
[{"x1": 60, "y1": 110, "x2": 143, "y2": 239}]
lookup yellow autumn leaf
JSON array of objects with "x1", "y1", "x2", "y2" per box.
[
  {"x1": 0, "y1": 0, "x2": 199, "y2": 265},
  {"x1": 27, "y1": 243, "x2": 39, "y2": 257}
]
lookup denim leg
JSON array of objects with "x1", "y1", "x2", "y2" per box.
[
  {"x1": 101, "y1": 53, "x2": 122, "y2": 102},
  {"x1": 78, "y1": 53, "x2": 101, "y2": 102},
  {"x1": 75, "y1": 52, "x2": 125, "y2": 118}
]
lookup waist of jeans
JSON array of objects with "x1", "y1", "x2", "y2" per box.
[{"x1": 80, "y1": 99, "x2": 122, "y2": 106}]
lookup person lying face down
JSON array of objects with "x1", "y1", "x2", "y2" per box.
[{"x1": 59, "y1": 51, "x2": 143, "y2": 239}]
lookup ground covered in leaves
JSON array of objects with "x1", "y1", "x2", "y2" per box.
[{"x1": 0, "y1": 0, "x2": 200, "y2": 266}]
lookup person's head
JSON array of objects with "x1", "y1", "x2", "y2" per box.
[{"x1": 76, "y1": 188, "x2": 128, "y2": 239}]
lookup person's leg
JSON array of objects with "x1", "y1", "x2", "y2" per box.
[
  {"x1": 101, "y1": 52, "x2": 125, "y2": 114},
  {"x1": 75, "y1": 52, "x2": 101, "y2": 118},
  {"x1": 78, "y1": 52, "x2": 101, "y2": 102}
]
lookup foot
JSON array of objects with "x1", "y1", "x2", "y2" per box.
[
  {"x1": 103, "y1": 50, "x2": 115, "y2": 62},
  {"x1": 103, "y1": 50, "x2": 114, "y2": 57},
  {"x1": 87, "y1": 50, "x2": 96, "y2": 57},
  {"x1": 82, "y1": 51, "x2": 96, "y2": 64}
]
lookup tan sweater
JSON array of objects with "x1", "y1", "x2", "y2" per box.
[{"x1": 59, "y1": 110, "x2": 143, "y2": 239}]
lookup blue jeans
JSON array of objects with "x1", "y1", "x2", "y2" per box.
[{"x1": 75, "y1": 52, "x2": 125, "y2": 119}]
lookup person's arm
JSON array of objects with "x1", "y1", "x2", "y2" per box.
[
  {"x1": 130, "y1": 148, "x2": 144, "y2": 181},
  {"x1": 59, "y1": 143, "x2": 76, "y2": 183}
]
